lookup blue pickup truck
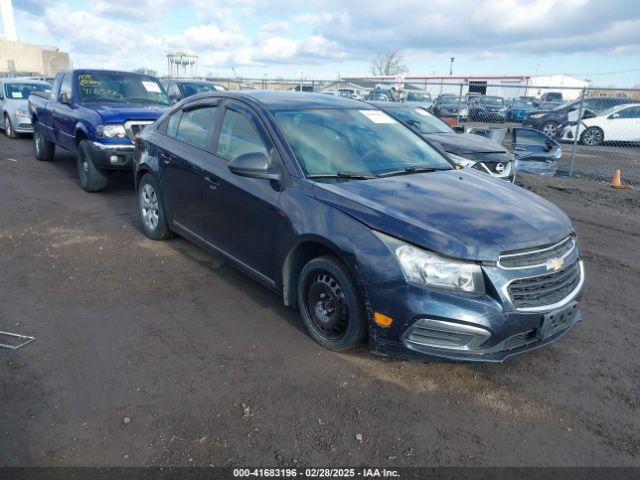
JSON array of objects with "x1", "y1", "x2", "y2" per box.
[{"x1": 28, "y1": 69, "x2": 170, "y2": 192}]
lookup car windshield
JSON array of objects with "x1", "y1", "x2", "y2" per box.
[
  {"x1": 552, "y1": 100, "x2": 577, "y2": 111},
  {"x1": 77, "y1": 72, "x2": 170, "y2": 105},
  {"x1": 386, "y1": 107, "x2": 453, "y2": 134},
  {"x1": 4, "y1": 82, "x2": 50, "y2": 99},
  {"x1": 598, "y1": 104, "x2": 630, "y2": 117},
  {"x1": 480, "y1": 96, "x2": 504, "y2": 105},
  {"x1": 275, "y1": 108, "x2": 453, "y2": 177},
  {"x1": 406, "y1": 92, "x2": 430, "y2": 102},
  {"x1": 440, "y1": 94, "x2": 458, "y2": 103},
  {"x1": 513, "y1": 100, "x2": 534, "y2": 107},
  {"x1": 182, "y1": 82, "x2": 219, "y2": 96}
]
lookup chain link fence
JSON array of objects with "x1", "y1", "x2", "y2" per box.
[{"x1": 207, "y1": 76, "x2": 640, "y2": 187}]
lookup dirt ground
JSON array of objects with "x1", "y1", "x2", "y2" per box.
[{"x1": 1, "y1": 135, "x2": 639, "y2": 467}]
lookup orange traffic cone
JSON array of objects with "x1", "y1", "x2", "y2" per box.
[{"x1": 610, "y1": 170, "x2": 632, "y2": 189}]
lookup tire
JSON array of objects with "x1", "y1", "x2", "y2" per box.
[
  {"x1": 541, "y1": 121, "x2": 559, "y2": 137},
  {"x1": 138, "y1": 173, "x2": 171, "y2": 240},
  {"x1": 32, "y1": 123, "x2": 56, "y2": 161},
  {"x1": 296, "y1": 255, "x2": 367, "y2": 352},
  {"x1": 77, "y1": 140, "x2": 108, "y2": 192},
  {"x1": 4, "y1": 114, "x2": 18, "y2": 139},
  {"x1": 580, "y1": 126, "x2": 604, "y2": 146}
]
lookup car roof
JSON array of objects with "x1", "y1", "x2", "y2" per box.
[
  {"x1": 0, "y1": 78, "x2": 50, "y2": 85},
  {"x1": 185, "y1": 90, "x2": 375, "y2": 111}
]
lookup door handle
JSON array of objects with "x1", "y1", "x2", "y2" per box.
[{"x1": 204, "y1": 175, "x2": 220, "y2": 190}]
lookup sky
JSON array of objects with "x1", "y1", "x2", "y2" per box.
[{"x1": 7, "y1": 0, "x2": 640, "y2": 86}]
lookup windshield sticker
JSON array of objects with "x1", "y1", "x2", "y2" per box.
[
  {"x1": 142, "y1": 81, "x2": 161, "y2": 93},
  {"x1": 78, "y1": 74, "x2": 99, "y2": 87},
  {"x1": 11, "y1": 91, "x2": 23, "y2": 99},
  {"x1": 415, "y1": 109, "x2": 429, "y2": 116},
  {"x1": 359, "y1": 110, "x2": 397, "y2": 124}
]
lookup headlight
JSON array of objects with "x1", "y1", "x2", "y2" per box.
[
  {"x1": 14, "y1": 108, "x2": 30, "y2": 117},
  {"x1": 374, "y1": 231, "x2": 485, "y2": 294},
  {"x1": 460, "y1": 108, "x2": 469, "y2": 116},
  {"x1": 530, "y1": 113, "x2": 544, "y2": 119},
  {"x1": 446, "y1": 152, "x2": 476, "y2": 168},
  {"x1": 97, "y1": 124, "x2": 127, "y2": 139},
  {"x1": 499, "y1": 107, "x2": 507, "y2": 113}
]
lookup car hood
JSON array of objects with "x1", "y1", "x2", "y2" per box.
[
  {"x1": 86, "y1": 103, "x2": 168, "y2": 122},
  {"x1": 423, "y1": 132, "x2": 507, "y2": 154},
  {"x1": 5, "y1": 98, "x2": 28, "y2": 110},
  {"x1": 312, "y1": 170, "x2": 572, "y2": 261}
]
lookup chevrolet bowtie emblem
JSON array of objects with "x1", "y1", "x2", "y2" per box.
[{"x1": 546, "y1": 257, "x2": 564, "y2": 271}]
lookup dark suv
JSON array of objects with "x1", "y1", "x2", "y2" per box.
[
  {"x1": 523, "y1": 97, "x2": 633, "y2": 137},
  {"x1": 134, "y1": 91, "x2": 584, "y2": 363}
]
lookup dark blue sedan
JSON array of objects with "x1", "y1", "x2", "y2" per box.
[{"x1": 133, "y1": 91, "x2": 584, "y2": 363}]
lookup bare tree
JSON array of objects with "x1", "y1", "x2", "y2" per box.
[
  {"x1": 370, "y1": 52, "x2": 408, "y2": 77},
  {"x1": 133, "y1": 67, "x2": 158, "y2": 77}
]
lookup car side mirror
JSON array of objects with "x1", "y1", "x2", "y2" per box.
[
  {"x1": 59, "y1": 92, "x2": 71, "y2": 105},
  {"x1": 169, "y1": 94, "x2": 181, "y2": 104},
  {"x1": 228, "y1": 151, "x2": 281, "y2": 181},
  {"x1": 453, "y1": 126, "x2": 465, "y2": 134}
]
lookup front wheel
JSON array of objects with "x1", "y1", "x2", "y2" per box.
[
  {"x1": 297, "y1": 255, "x2": 367, "y2": 352},
  {"x1": 77, "y1": 140, "x2": 108, "y2": 192},
  {"x1": 580, "y1": 126, "x2": 604, "y2": 146},
  {"x1": 4, "y1": 115, "x2": 18, "y2": 139},
  {"x1": 138, "y1": 173, "x2": 171, "y2": 240}
]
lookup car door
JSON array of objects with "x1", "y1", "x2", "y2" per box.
[
  {"x1": 202, "y1": 100, "x2": 280, "y2": 282},
  {"x1": 158, "y1": 101, "x2": 221, "y2": 237},
  {"x1": 512, "y1": 127, "x2": 561, "y2": 176},
  {"x1": 52, "y1": 72, "x2": 76, "y2": 149},
  {"x1": 604, "y1": 106, "x2": 640, "y2": 142}
]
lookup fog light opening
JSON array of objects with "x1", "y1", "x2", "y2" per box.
[{"x1": 109, "y1": 155, "x2": 119, "y2": 164}]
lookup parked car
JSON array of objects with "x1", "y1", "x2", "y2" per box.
[
  {"x1": 538, "y1": 92, "x2": 563, "y2": 104},
  {"x1": 160, "y1": 78, "x2": 226, "y2": 103},
  {"x1": 363, "y1": 89, "x2": 395, "y2": 102},
  {"x1": 523, "y1": 97, "x2": 634, "y2": 137},
  {"x1": 404, "y1": 91, "x2": 432, "y2": 109},
  {"x1": 512, "y1": 127, "x2": 562, "y2": 176},
  {"x1": 372, "y1": 102, "x2": 515, "y2": 182},
  {"x1": 558, "y1": 103, "x2": 640, "y2": 146},
  {"x1": 134, "y1": 91, "x2": 584, "y2": 363},
  {"x1": 28, "y1": 69, "x2": 170, "y2": 192},
  {"x1": 338, "y1": 88, "x2": 364, "y2": 100},
  {"x1": 0, "y1": 78, "x2": 51, "y2": 138},
  {"x1": 507, "y1": 98, "x2": 538, "y2": 122},
  {"x1": 432, "y1": 94, "x2": 468, "y2": 120},
  {"x1": 469, "y1": 95, "x2": 508, "y2": 122}
]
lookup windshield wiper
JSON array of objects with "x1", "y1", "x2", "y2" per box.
[
  {"x1": 376, "y1": 166, "x2": 449, "y2": 178},
  {"x1": 84, "y1": 98, "x2": 125, "y2": 103},
  {"x1": 307, "y1": 171, "x2": 376, "y2": 180}
]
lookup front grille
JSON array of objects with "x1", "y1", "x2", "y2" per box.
[
  {"x1": 472, "y1": 161, "x2": 511, "y2": 176},
  {"x1": 507, "y1": 260, "x2": 581, "y2": 309},
  {"x1": 124, "y1": 121, "x2": 154, "y2": 142},
  {"x1": 499, "y1": 236, "x2": 576, "y2": 269}
]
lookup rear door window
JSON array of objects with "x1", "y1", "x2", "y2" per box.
[{"x1": 175, "y1": 106, "x2": 218, "y2": 150}]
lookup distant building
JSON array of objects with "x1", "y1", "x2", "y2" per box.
[
  {"x1": 0, "y1": 39, "x2": 71, "y2": 77},
  {"x1": 343, "y1": 74, "x2": 591, "y2": 100}
]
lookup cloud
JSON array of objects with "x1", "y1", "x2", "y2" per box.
[{"x1": 12, "y1": 0, "x2": 640, "y2": 74}]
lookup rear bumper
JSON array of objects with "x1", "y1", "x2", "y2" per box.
[{"x1": 87, "y1": 141, "x2": 135, "y2": 170}]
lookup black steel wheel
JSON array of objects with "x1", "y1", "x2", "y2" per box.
[{"x1": 297, "y1": 255, "x2": 367, "y2": 351}]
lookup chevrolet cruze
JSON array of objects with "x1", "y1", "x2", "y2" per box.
[{"x1": 133, "y1": 91, "x2": 585, "y2": 363}]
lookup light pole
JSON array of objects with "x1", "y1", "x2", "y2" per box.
[{"x1": 449, "y1": 57, "x2": 455, "y2": 76}]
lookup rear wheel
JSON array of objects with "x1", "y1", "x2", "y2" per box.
[
  {"x1": 297, "y1": 255, "x2": 367, "y2": 352},
  {"x1": 33, "y1": 123, "x2": 56, "y2": 161},
  {"x1": 541, "y1": 121, "x2": 559, "y2": 137},
  {"x1": 77, "y1": 140, "x2": 108, "y2": 192},
  {"x1": 138, "y1": 173, "x2": 171, "y2": 240},
  {"x1": 4, "y1": 114, "x2": 17, "y2": 139},
  {"x1": 580, "y1": 126, "x2": 604, "y2": 146}
]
